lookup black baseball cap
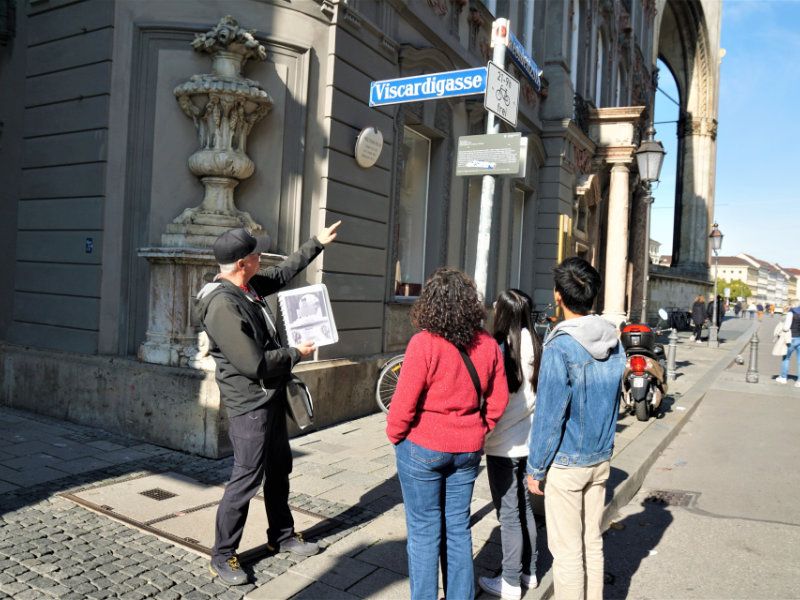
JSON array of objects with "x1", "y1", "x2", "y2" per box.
[{"x1": 213, "y1": 228, "x2": 271, "y2": 264}]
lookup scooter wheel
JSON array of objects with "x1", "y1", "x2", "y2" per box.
[{"x1": 635, "y1": 398, "x2": 650, "y2": 421}]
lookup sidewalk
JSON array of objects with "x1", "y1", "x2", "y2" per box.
[
  {"x1": 602, "y1": 314, "x2": 800, "y2": 598},
  {"x1": 0, "y1": 316, "x2": 756, "y2": 599}
]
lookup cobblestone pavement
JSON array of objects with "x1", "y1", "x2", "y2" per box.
[
  {"x1": 0, "y1": 409, "x2": 378, "y2": 600},
  {"x1": 0, "y1": 316, "x2": 755, "y2": 599}
]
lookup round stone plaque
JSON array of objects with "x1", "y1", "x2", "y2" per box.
[{"x1": 355, "y1": 127, "x2": 384, "y2": 168}]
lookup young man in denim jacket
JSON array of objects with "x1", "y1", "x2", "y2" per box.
[{"x1": 526, "y1": 257, "x2": 625, "y2": 600}]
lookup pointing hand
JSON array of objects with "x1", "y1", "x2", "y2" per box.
[{"x1": 316, "y1": 220, "x2": 342, "y2": 246}]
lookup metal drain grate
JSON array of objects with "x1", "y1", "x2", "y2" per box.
[
  {"x1": 644, "y1": 489, "x2": 699, "y2": 507},
  {"x1": 140, "y1": 488, "x2": 178, "y2": 501}
]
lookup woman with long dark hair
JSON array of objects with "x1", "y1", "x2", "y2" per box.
[
  {"x1": 478, "y1": 289, "x2": 542, "y2": 599},
  {"x1": 386, "y1": 267, "x2": 509, "y2": 600}
]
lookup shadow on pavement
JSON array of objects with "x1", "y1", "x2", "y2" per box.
[{"x1": 602, "y1": 497, "x2": 674, "y2": 600}]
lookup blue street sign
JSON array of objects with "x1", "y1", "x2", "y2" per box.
[
  {"x1": 506, "y1": 32, "x2": 542, "y2": 91},
  {"x1": 369, "y1": 67, "x2": 487, "y2": 107}
]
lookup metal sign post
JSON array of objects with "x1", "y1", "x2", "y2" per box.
[{"x1": 474, "y1": 19, "x2": 509, "y2": 301}]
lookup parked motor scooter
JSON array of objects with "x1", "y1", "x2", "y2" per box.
[{"x1": 620, "y1": 315, "x2": 668, "y2": 421}]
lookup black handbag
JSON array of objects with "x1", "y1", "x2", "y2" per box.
[{"x1": 285, "y1": 376, "x2": 314, "y2": 430}]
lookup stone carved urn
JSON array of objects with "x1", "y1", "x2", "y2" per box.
[
  {"x1": 163, "y1": 16, "x2": 273, "y2": 247},
  {"x1": 138, "y1": 16, "x2": 279, "y2": 369}
]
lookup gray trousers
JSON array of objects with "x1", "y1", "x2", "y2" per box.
[
  {"x1": 486, "y1": 455, "x2": 538, "y2": 586},
  {"x1": 212, "y1": 397, "x2": 294, "y2": 560}
]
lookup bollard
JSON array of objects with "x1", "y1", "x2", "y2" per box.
[
  {"x1": 746, "y1": 332, "x2": 759, "y2": 383},
  {"x1": 667, "y1": 328, "x2": 678, "y2": 381}
]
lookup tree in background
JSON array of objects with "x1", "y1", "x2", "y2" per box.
[{"x1": 717, "y1": 279, "x2": 752, "y2": 300}]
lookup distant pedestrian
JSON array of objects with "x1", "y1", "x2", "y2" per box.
[
  {"x1": 757, "y1": 303, "x2": 765, "y2": 321},
  {"x1": 526, "y1": 258, "x2": 625, "y2": 600},
  {"x1": 776, "y1": 305, "x2": 800, "y2": 387},
  {"x1": 747, "y1": 302, "x2": 757, "y2": 319},
  {"x1": 691, "y1": 295, "x2": 706, "y2": 343},
  {"x1": 479, "y1": 289, "x2": 542, "y2": 599},
  {"x1": 387, "y1": 267, "x2": 509, "y2": 600},
  {"x1": 196, "y1": 222, "x2": 340, "y2": 586},
  {"x1": 734, "y1": 301, "x2": 742, "y2": 318}
]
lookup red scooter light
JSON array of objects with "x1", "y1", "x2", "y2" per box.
[
  {"x1": 622, "y1": 324, "x2": 652, "y2": 333},
  {"x1": 630, "y1": 355, "x2": 647, "y2": 374}
]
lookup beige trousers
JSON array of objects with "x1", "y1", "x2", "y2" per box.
[{"x1": 544, "y1": 461, "x2": 610, "y2": 600}]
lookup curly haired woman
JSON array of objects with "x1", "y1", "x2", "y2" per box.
[{"x1": 386, "y1": 267, "x2": 509, "y2": 600}]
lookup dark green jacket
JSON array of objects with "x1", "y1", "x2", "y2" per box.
[{"x1": 195, "y1": 238, "x2": 324, "y2": 417}]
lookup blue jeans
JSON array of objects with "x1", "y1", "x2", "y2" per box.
[
  {"x1": 486, "y1": 456, "x2": 538, "y2": 587},
  {"x1": 780, "y1": 337, "x2": 800, "y2": 379},
  {"x1": 395, "y1": 439, "x2": 482, "y2": 600}
]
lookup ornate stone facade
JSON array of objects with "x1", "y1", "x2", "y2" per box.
[{"x1": 139, "y1": 16, "x2": 276, "y2": 369}]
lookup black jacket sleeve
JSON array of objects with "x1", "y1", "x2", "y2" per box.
[
  {"x1": 204, "y1": 296, "x2": 301, "y2": 381},
  {"x1": 250, "y1": 237, "x2": 324, "y2": 297}
]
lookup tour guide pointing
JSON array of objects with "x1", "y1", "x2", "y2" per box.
[{"x1": 196, "y1": 220, "x2": 341, "y2": 586}]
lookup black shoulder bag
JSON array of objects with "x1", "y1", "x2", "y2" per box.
[{"x1": 457, "y1": 346, "x2": 484, "y2": 409}]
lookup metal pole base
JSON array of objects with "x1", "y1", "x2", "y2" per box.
[
  {"x1": 746, "y1": 331, "x2": 759, "y2": 383},
  {"x1": 707, "y1": 324, "x2": 719, "y2": 349},
  {"x1": 666, "y1": 328, "x2": 678, "y2": 381}
]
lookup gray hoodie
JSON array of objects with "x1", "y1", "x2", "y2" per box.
[{"x1": 546, "y1": 314, "x2": 620, "y2": 359}]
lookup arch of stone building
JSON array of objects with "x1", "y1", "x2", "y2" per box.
[
  {"x1": 652, "y1": 0, "x2": 716, "y2": 270},
  {"x1": 654, "y1": 0, "x2": 714, "y2": 118}
]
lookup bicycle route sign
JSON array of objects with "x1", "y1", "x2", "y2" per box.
[{"x1": 484, "y1": 61, "x2": 519, "y2": 127}]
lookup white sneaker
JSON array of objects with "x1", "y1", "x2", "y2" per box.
[
  {"x1": 478, "y1": 575, "x2": 522, "y2": 599},
  {"x1": 522, "y1": 573, "x2": 538, "y2": 589},
  {"x1": 795, "y1": 381, "x2": 800, "y2": 388},
  {"x1": 695, "y1": 339, "x2": 704, "y2": 344},
  {"x1": 776, "y1": 377, "x2": 788, "y2": 384}
]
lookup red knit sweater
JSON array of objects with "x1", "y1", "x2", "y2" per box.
[{"x1": 386, "y1": 330, "x2": 509, "y2": 452}]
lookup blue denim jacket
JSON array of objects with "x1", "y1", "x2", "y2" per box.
[{"x1": 527, "y1": 317, "x2": 625, "y2": 480}]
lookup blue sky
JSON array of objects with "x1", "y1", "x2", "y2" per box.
[{"x1": 649, "y1": 0, "x2": 800, "y2": 268}]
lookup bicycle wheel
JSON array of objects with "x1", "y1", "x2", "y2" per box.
[{"x1": 375, "y1": 354, "x2": 404, "y2": 414}]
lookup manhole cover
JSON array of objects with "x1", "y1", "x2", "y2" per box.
[
  {"x1": 644, "y1": 489, "x2": 699, "y2": 507},
  {"x1": 140, "y1": 488, "x2": 178, "y2": 501},
  {"x1": 60, "y1": 472, "x2": 341, "y2": 559}
]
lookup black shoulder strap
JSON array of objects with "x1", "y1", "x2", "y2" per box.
[{"x1": 457, "y1": 346, "x2": 483, "y2": 408}]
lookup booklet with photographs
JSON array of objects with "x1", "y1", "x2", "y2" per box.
[{"x1": 277, "y1": 283, "x2": 338, "y2": 347}]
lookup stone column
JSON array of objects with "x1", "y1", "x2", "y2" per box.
[
  {"x1": 603, "y1": 162, "x2": 631, "y2": 326},
  {"x1": 673, "y1": 117, "x2": 718, "y2": 274}
]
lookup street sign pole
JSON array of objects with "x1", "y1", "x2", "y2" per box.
[{"x1": 474, "y1": 19, "x2": 509, "y2": 301}]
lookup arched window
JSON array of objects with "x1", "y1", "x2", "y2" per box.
[
  {"x1": 569, "y1": 0, "x2": 580, "y2": 91},
  {"x1": 595, "y1": 31, "x2": 604, "y2": 106}
]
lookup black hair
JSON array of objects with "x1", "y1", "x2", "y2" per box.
[
  {"x1": 553, "y1": 257, "x2": 601, "y2": 315},
  {"x1": 493, "y1": 289, "x2": 542, "y2": 393}
]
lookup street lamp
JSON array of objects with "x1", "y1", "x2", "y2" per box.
[
  {"x1": 708, "y1": 223, "x2": 724, "y2": 348},
  {"x1": 634, "y1": 125, "x2": 666, "y2": 323}
]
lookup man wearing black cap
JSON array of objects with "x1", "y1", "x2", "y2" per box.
[{"x1": 196, "y1": 221, "x2": 340, "y2": 586}]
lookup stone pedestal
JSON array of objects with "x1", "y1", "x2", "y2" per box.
[
  {"x1": 137, "y1": 248, "x2": 219, "y2": 369},
  {"x1": 138, "y1": 247, "x2": 283, "y2": 369}
]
